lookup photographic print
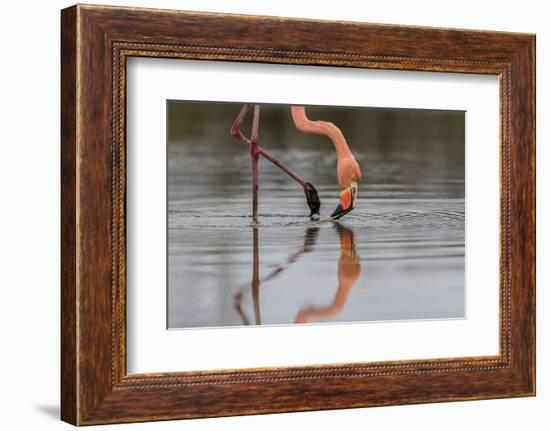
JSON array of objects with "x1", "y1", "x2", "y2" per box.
[
  {"x1": 167, "y1": 101, "x2": 465, "y2": 329},
  {"x1": 60, "y1": 6, "x2": 536, "y2": 423}
]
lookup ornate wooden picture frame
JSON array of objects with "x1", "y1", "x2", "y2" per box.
[{"x1": 61, "y1": 4, "x2": 535, "y2": 425}]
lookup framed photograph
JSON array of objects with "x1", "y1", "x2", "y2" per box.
[{"x1": 61, "y1": 4, "x2": 536, "y2": 425}]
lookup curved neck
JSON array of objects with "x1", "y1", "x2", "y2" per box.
[{"x1": 291, "y1": 106, "x2": 352, "y2": 160}]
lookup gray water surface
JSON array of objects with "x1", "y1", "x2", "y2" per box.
[{"x1": 167, "y1": 102, "x2": 465, "y2": 329}]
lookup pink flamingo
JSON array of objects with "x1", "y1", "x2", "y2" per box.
[
  {"x1": 232, "y1": 223, "x2": 360, "y2": 326},
  {"x1": 231, "y1": 104, "x2": 361, "y2": 220},
  {"x1": 294, "y1": 224, "x2": 361, "y2": 324}
]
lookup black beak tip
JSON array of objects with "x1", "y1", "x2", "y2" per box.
[
  {"x1": 331, "y1": 204, "x2": 344, "y2": 219},
  {"x1": 304, "y1": 182, "x2": 321, "y2": 217},
  {"x1": 331, "y1": 204, "x2": 353, "y2": 220}
]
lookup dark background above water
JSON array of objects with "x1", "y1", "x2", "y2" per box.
[{"x1": 168, "y1": 102, "x2": 464, "y2": 196}]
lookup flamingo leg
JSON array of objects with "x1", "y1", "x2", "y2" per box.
[
  {"x1": 233, "y1": 292, "x2": 251, "y2": 326},
  {"x1": 251, "y1": 226, "x2": 261, "y2": 325},
  {"x1": 232, "y1": 225, "x2": 320, "y2": 326},
  {"x1": 250, "y1": 105, "x2": 260, "y2": 220},
  {"x1": 230, "y1": 104, "x2": 321, "y2": 216}
]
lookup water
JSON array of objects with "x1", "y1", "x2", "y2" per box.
[{"x1": 167, "y1": 102, "x2": 465, "y2": 329}]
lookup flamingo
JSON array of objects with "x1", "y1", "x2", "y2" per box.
[
  {"x1": 294, "y1": 224, "x2": 361, "y2": 324},
  {"x1": 231, "y1": 104, "x2": 362, "y2": 220},
  {"x1": 232, "y1": 223, "x2": 360, "y2": 325},
  {"x1": 233, "y1": 226, "x2": 320, "y2": 325}
]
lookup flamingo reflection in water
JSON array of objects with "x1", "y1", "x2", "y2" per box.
[{"x1": 233, "y1": 224, "x2": 361, "y2": 325}]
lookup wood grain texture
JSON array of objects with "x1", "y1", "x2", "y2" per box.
[
  {"x1": 60, "y1": 4, "x2": 536, "y2": 425},
  {"x1": 60, "y1": 5, "x2": 78, "y2": 425}
]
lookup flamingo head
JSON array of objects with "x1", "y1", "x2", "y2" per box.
[
  {"x1": 332, "y1": 154, "x2": 361, "y2": 220},
  {"x1": 331, "y1": 180, "x2": 358, "y2": 219}
]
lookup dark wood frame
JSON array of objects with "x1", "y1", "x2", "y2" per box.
[{"x1": 61, "y1": 4, "x2": 536, "y2": 426}]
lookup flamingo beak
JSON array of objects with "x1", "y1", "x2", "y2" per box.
[
  {"x1": 304, "y1": 182, "x2": 321, "y2": 217},
  {"x1": 331, "y1": 181, "x2": 358, "y2": 220}
]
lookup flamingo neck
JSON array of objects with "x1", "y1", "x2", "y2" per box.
[{"x1": 291, "y1": 106, "x2": 352, "y2": 160}]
